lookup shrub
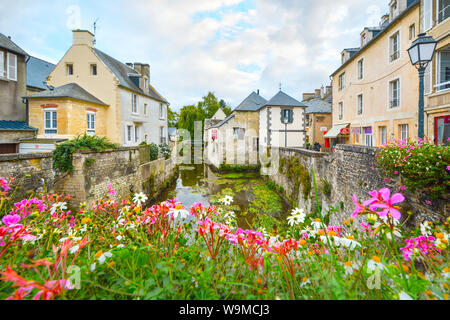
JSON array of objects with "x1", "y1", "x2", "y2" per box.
[
  {"x1": 149, "y1": 143, "x2": 159, "y2": 161},
  {"x1": 53, "y1": 134, "x2": 119, "y2": 173},
  {"x1": 159, "y1": 143, "x2": 171, "y2": 160},
  {"x1": 376, "y1": 138, "x2": 450, "y2": 198}
]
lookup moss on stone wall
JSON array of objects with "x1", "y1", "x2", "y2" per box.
[{"x1": 279, "y1": 156, "x2": 311, "y2": 201}]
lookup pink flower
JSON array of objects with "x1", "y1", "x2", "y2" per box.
[
  {"x1": 351, "y1": 195, "x2": 365, "y2": 217},
  {"x1": 107, "y1": 184, "x2": 116, "y2": 196},
  {"x1": 446, "y1": 166, "x2": 450, "y2": 172},
  {"x1": 2, "y1": 214, "x2": 21, "y2": 227},
  {"x1": 425, "y1": 200, "x2": 432, "y2": 206},
  {"x1": 400, "y1": 236, "x2": 440, "y2": 261},
  {"x1": 370, "y1": 188, "x2": 405, "y2": 220},
  {"x1": 0, "y1": 177, "x2": 10, "y2": 192},
  {"x1": 394, "y1": 171, "x2": 398, "y2": 175},
  {"x1": 400, "y1": 185, "x2": 406, "y2": 191},
  {"x1": 384, "y1": 178, "x2": 390, "y2": 183}
]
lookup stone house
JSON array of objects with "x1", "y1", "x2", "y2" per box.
[
  {"x1": 26, "y1": 30, "x2": 169, "y2": 147},
  {"x1": 0, "y1": 33, "x2": 37, "y2": 154},
  {"x1": 423, "y1": 0, "x2": 450, "y2": 145},
  {"x1": 329, "y1": 0, "x2": 421, "y2": 147},
  {"x1": 302, "y1": 86, "x2": 332, "y2": 149},
  {"x1": 259, "y1": 90, "x2": 307, "y2": 151},
  {"x1": 205, "y1": 91, "x2": 266, "y2": 167}
]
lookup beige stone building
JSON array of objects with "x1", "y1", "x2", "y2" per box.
[
  {"x1": 329, "y1": 0, "x2": 421, "y2": 147},
  {"x1": 302, "y1": 86, "x2": 332, "y2": 149},
  {"x1": 423, "y1": 0, "x2": 450, "y2": 145},
  {"x1": 26, "y1": 30, "x2": 169, "y2": 146}
]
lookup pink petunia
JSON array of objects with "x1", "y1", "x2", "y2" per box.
[
  {"x1": 2, "y1": 214, "x2": 21, "y2": 227},
  {"x1": 351, "y1": 195, "x2": 365, "y2": 217}
]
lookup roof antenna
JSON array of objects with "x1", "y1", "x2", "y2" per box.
[
  {"x1": 93, "y1": 18, "x2": 99, "y2": 45},
  {"x1": 279, "y1": 82, "x2": 282, "y2": 91}
]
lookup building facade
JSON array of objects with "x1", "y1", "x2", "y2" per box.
[
  {"x1": 422, "y1": 0, "x2": 450, "y2": 145},
  {"x1": 0, "y1": 33, "x2": 37, "y2": 154},
  {"x1": 329, "y1": 0, "x2": 421, "y2": 147},
  {"x1": 303, "y1": 86, "x2": 332, "y2": 149},
  {"x1": 27, "y1": 30, "x2": 169, "y2": 146}
]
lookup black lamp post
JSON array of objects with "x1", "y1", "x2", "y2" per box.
[{"x1": 407, "y1": 33, "x2": 437, "y2": 139}]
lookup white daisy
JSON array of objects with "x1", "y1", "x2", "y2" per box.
[
  {"x1": 220, "y1": 195, "x2": 234, "y2": 206},
  {"x1": 50, "y1": 202, "x2": 67, "y2": 215},
  {"x1": 287, "y1": 208, "x2": 306, "y2": 226},
  {"x1": 132, "y1": 193, "x2": 148, "y2": 206}
]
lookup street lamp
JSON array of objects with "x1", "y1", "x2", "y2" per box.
[{"x1": 407, "y1": 33, "x2": 437, "y2": 139}]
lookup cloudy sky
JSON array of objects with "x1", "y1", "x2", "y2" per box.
[{"x1": 0, "y1": 0, "x2": 389, "y2": 110}]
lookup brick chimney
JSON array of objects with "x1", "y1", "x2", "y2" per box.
[
  {"x1": 302, "y1": 93, "x2": 315, "y2": 101},
  {"x1": 315, "y1": 89, "x2": 321, "y2": 97},
  {"x1": 72, "y1": 30, "x2": 95, "y2": 48}
]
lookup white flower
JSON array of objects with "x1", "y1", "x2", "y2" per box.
[
  {"x1": 420, "y1": 221, "x2": 432, "y2": 236},
  {"x1": 224, "y1": 211, "x2": 236, "y2": 220},
  {"x1": 132, "y1": 193, "x2": 148, "y2": 206},
  {"x1": 220, "y1": 195, "x2": 233, "y2": 206},
  {"x1": 367, "y1": 257, "x2": 384, "y2": 272},
  {"x1": 335, "y1": 237, "x2": 361, "y2": 250},
  {"x1": 90, "y1": 251, "x2": 113, "y2": 272},
  {"x1": 311, "y1": 220, "x2": 323, "y2": 231},
  {"x1": 116, "y1": 235, "x2": 123, "y2": 241},
  {"x1": 300, "y1": 278, "x2": 311, "y2": 287},
  {"x1": 69, "y1": 245, "x2": 80, "y2": 254},
  {"x1": 170, "y1": 208, "x2": 190, "y2": 220},
  {"x1": 287, "y1": 208, "x2": 306, "y2": 226},
  {"x1": 59, "y1": 229, "x2": 81, "y2": 243},
  {"x1": 343, "y1": 261, "x2": 361, "y2": 275},
  {"x1": 50, "y1": 202, "x2": 67, "y2": 215}
]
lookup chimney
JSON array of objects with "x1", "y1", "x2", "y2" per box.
[
  {"x1": 320, "y1": 85, "x2": 325, "y2": 99},
  {"x1": 380, "y1": 14, "x2": 390, "y2": 27},
  {"x1": 326, "y1": 86, "x2": 332, "y2": 95},
  {"x1": 133, "y1": 63, "x2": 150, "y2": 79},
  {"x1": 72, "y1": 30, "x2": 95, "y2": 48},
  {"x1": 126, "y1": 63, "x2": 134, "y2": 68},
  {"x1": 315, "y1": 89, "x2": 321, "y2": 97},
  {"x1": 7, "y1": 36, "x2": 11, "y2": 40},
  {"x1": 257, "y1": 89, "x2": 260, "y2": 95}
]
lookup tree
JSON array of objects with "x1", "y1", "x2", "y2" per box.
[
  {"x1": 167, "y1": 106, "x2": 179, "y2": 127},
  {"x1": 219, "y1": 99, "x2": 232, "y2": 116}
]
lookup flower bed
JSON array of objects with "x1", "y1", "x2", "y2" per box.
[{"x1": 0, "y1": 177, "x2": 448, "y2": 300}]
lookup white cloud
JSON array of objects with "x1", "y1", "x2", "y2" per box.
[{"x1": 0, "y1": 0, "x2": 390, "y2": 109}]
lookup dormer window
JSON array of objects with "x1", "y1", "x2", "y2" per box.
[{"x1": 391, "y1": 1, "x2": 398, "y2": 19}]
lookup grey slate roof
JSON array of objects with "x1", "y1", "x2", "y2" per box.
[
  {"x1": 263, "y1": 90, "x2": 307, "y2": 108},
  {"x1": 234, "y1": 92, "x2": 267, "y2": 112},
  {"x1": 25, "y1": 83, "x2": 108, "y2": 106},
  {"x1": 93, "y1": 48, "x2": 168, "y2": 104},
  {"x1": 331, "y1": 0, "x2": 419, "y2": 77},
  {"x1": 0, "y1": 33, "x2": 27, "y2": 56},
  {"x1": 303, "y1": 98, "x2": 332, "y2": 114},
  {"x1": 26, "y1": 56, "x2": 55, "y2": 90},
  {"x1": 0, "y1": 121, "x2": 37, "y2": 131},
  {"x1": 211, "y1": 114, "x2": 235, "y2": 128}
]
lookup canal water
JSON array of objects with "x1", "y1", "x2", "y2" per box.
[{"x1": 154, "y1": 164, "x2": 291, "y2": 229}]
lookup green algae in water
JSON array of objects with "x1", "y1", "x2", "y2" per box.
[{"x1": 249, "y1": 184, "x2": 284, "y2": 216}]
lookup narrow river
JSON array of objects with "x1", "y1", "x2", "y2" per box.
[{"x1": 154, "y1": 164, "x2": 291, "y2": 229}]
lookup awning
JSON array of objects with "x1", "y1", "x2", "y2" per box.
[{"x1": 324, "y1": 123, "x2": 350, "y2": 138}]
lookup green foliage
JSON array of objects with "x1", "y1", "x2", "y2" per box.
[
  {"x1": 280, "y1": 156, "x2": 311, "y2": 200},
  {"x1": 149, "y1": 143, "x2": 159, "y2": 161},
  {"x1": 53, "y1": 134, "x2": 119, "y2": 173},
  {"x1": 83, "y1": 157, "x2": 96, "y2": 168},
  {"x1": 219, "y1": 163, "x2": 260, "y2": 172},
  {"x1": 167, "y1": 106, "x2": 179, "y2": 127},
  {"x1": 376, "y1": 139, "x2": 450, "y2": 198},
  {"x1": 159, "y1": 144, "x2": 171, "y2": 160},
  {"x1": 320, "y1": 179, "x2": 332, "y2": 199}
]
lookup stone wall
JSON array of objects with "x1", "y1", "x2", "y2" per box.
[
  {"x1": 0, "y1": 152, "x2": 54, "y2": 198},
  {"x1": 268, "y1": 144, "x2": 448, "y2": 228},
  {"x1": 0, "y1": 145, "x2": 177, "y2": 209}
]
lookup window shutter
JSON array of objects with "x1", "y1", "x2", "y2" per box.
[
  {"x1": 7, "y1": 53, "x2": 17, "y2": 81},
  {"x1": 288, "y1": 110, "x2": 293, "y2": 123},
  {"x1": 0, "y1": 52, "x2": 4, "y2": 77}
]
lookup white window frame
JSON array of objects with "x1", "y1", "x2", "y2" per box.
[
  {"x1": 364, "y1": 128, "x2": 373, "y2": 147},
  {"x1": 389, "y1": 30, "x2": 400, "y2": 63},
  {"x1": 44, "y1": 109, "x2": 57, "y2": 136},
  {"x1": 86, "y1": 112, "x2": 96, "y2": 136},
  {"x1": 338, "y1": 101, "x2": 344, "y2": 120},
  {"x1": 6, "y1": 52, "x2": 17, "y2": 81},
  {"x1": 436, "y1": 48, "x2": 450, "y2": 92},
  {"x1": 357, "y1": 93, "x2": 363, "y2": 115},
  {"x1": 0, "y1": 51, "x2": 4, "y2": 78},
  {"x1": 437, "y1": 0, "x2": 450, "y2": 25},
  {"x1": 131, "y1": 94, "x2": 138, "y2": 114},
  {"x1": 339, "y1": 73, "x2": 345, "y2": 90},
  {"x1": 135, "y1": 126, "x2": 139, "y2": 142},
  {"x1": 388, "y1": 77, "x2": 401, "y2": 109},
  {"x1": 400, "y1": 124, "x2": 409, "y2": 140},
  {"x1": 357, "y1": 58, "x2": 364, "y2": 80},
  {"x1": 423, "y1": 0, "x2": 433, "y2": 31},
  {"x1": 126, "y1": 125, "x2": 133, "y2": 143},
  {"x1": 159, "y1": 103, "x2": 165, "y2": 120},
  {"x1": 379, "y1": 126, "x2": 387, "y2": 145}
]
